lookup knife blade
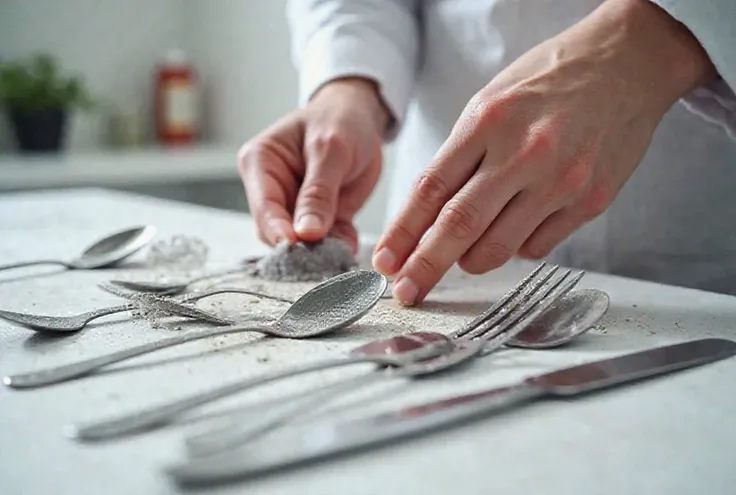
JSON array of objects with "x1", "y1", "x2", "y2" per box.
[{"x1": 167, "y1": 337, "x2": 736, "y2": 486}]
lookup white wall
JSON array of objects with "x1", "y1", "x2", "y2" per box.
[
  {"x1": 184, "y1": 0, "x2": 299, "y2": 144},
  {"x1": 0, "y1": 0, "x2": 391, "y2": 235},
  {"x1": 0, "y1": 0, "x2": 184, "y2": 150}
]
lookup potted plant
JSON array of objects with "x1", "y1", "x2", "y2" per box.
[{"x1": 0, "y1": 54, "x2": 94, "y2": 152}]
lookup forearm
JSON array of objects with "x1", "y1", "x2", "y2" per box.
[
  {"x1": 572, "y1": 0, "x2": 717, "y2": 116},
  {"x1": 286, "y1": 0, "x2": 420, "y2": 139}
]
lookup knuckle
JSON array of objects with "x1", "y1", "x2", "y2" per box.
[
  {"x1": 412, "y1": 253, "x2": 441, "y2": 278},
  {"x1": 522, "y1": 124, "x2": 562, "y2": 160},
  {"x1": 470, "y1": 241, "x2": 513, "y2": 272},
  {"x1": 555, "y1": 160, "x2": 594, "y2": 197},
  {"x1": 413, "y1": 172, "x2": 452, "y2": 209},
  {"x1": 299, "y1": 180, "x2": 334, "y2": 208},
  {"x1": 464, "y1": 96, "x2": 505, "y2": 128},
  {"x1": 390, "y1": 222, "x2": 417, "y2": 247},
  {"x1": 306, "y1": 130, "x2": 349, "y2": 156},
  {"x1": 580, "y1": 185, "x2": 612, "y2": 219},
  {"x1": 518, "y1": 242, "x2": 551, "y2": 260},
  {"x1": 237, "y1": 141, "x2": 264, "y2": 173},
  {"x1": 438, "y1": 200, "x2": 482, "y2": 241}
]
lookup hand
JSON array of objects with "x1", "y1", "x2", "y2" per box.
[
  {"x1": 373, "y1": 0, "x2": 715, "y2": 305},
  {"x1": 238, "y1": 77, "x2": 390, "y2": 252}
]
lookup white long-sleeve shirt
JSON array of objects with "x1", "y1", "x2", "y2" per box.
[{"x1": 286, "y1": 0, "x2": 736, "y2": 295}]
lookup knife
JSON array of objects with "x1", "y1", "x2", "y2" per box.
[{"x1": 167, "y1": 337, "x2": 736, "y2": 486}]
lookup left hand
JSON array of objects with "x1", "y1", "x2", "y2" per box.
[{"x1": 372, "y1": 0, "x2": 715, "y2": 305}]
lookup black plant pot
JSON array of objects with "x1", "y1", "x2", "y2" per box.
[{"x1": 8, "y1": 106, "x2": 68, "y2": 152}]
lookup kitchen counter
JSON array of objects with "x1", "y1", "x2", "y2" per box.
[{"x1": 1, "y1": 188, "x2": 735, "y2": 495}]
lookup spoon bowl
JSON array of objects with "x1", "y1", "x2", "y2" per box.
[
  {"x1": 277, "y1": 269, "x2": 388, "y2": 338},
  {"x1": 0, "y1": 225, "x2": 157, "y2": 273},
  {"x1": 70, "y1": 225, "x2": 158, "y2": 269},
  {"x1": 507, "y1": 288, "x2": 609, "y2": 348}
]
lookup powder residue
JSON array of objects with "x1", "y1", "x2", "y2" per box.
[
  {"x1": 246, "y1": 237, "x2": 358, "y2": 282},
  {"x1": 145, "y1": 235, "x2": 209, "y2": 268}
]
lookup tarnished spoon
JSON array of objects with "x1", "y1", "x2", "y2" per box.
[
  {"x1": 0, "y1": 287, "x2": 293, "y2": 333},
  {"x1": 107, "y1": 267, "x2": 250, "y2": 295},
  {"x1": 0, "y1": 225, "x2": 157, "y2": 273},
  {"x1": 3, "y1": 270, "x2": 388, "y2": 389}
]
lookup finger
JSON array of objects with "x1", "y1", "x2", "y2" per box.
[
  {"x1": 390, "y1": 167, "x2": 523, "y2": 306},
  {"x1": 329, "y1": 156, "x2": 382, "y2": 254},
  {"x1": 239, "y1": 146, "x2": 299, "y2": 246},
  {"x1": 294, "y1": 130, "x2": 351, "y2": 241},
  {"x1": 329, "y1": 220, "x2": 359, "y2": 253},
  {"x1": 372, "y1": 135, "x2": 487, "y2": 276},
  {"x1": 458, "y1": 190, "x2": 557, "y2": 274},
  {"x1": 517, "y1": 206, "x2": 589, "y2": 260}
]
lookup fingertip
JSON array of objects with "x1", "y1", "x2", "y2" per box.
[
  {"x1": 294, "y1": 213, "x2": 327, "y2": 238},
  {"x1": 372, "y1": 246, "x2": 398, "y2": 275},
  {"x1": 267, "y1": 219, "x2": 297, "y2": 246},
  {"x1": 392, "y1": 276, "x2": 420, "y2": 306}
]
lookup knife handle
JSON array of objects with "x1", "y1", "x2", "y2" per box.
[{"x1": 166, "y1": 383, "x2": 544, "y2": 486}]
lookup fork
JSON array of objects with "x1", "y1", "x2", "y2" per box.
[
  {"x1": 69, "y1": 262, "x2": 583, "y2": 442},
  {"x1": 183, "y1": 263, "x2": 581, "y2": 454}
]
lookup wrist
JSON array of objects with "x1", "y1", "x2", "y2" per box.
[
  {"x1": 312, "y1": 77, "x2": 392, "y2": 135},
  {"x1": 582, "y1": 0, "x2": 716, "y2": 112}
]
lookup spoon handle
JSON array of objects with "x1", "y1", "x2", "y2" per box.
[
  {"x1": 86, "y1": 304, "x2": 136, "y2": 322},
  {"x1": 187, "y1": 267, "x2": 251, "y2": 285},
  {"x1": 0, "y1": 259, "x2": 72, "y2": 272},
  {"x1": 179, "y1": 287, "x2": 294, "y2": 305},
  {"x1": 69, "y1": 354, "x2": 394, "y2": 442},
  {"x1": 3, "y1": 324, "x2": 268, "y2": 389}
]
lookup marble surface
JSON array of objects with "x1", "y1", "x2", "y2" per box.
[{"x1": 1, "y1": 188, "x2": 736, "y2": 495}]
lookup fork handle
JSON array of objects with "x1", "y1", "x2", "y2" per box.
[
  {"x1": 69, "y1": 354, "x2": 402, "y2": 442},
  {"x1": 184, "y1": 371, "x2": 388, "y2": 457},
  {"x1": 0, "y1": 259, "x2": 72, "y2": 272},
  {"x1": 3, "y1": 324, "x2": 269, "y2": 389}
]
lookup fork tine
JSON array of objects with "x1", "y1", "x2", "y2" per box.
[
  {"x1": 459, "y1": 264, "x2": 560, "y2": 342},
  {"x1": 470, "y1": 268, "x2": 578, "y2": 343},
  {"x1": 479, "y1": 270, "x2": 585, "y2": 355},
  {"x1": 448, "y1": 261, "x2": 548, "y2": 340}
]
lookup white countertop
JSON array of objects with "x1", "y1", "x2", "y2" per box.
[{"x1": 1, "y1": 188, "x2": 735, "y2": 495}]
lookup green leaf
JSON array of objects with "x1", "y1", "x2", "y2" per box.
[{"x1": 0, "y1": 53, "x2": 97, "y2": 112}]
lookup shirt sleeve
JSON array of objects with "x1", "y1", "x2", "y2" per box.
[
  {"x1": 650, "y1": 0, "x2": 736, "y2": 140},
  {"x1": 286, "y1": 0, "x2": 420, "y2": 140}
]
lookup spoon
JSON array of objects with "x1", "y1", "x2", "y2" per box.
[
  {"x1": 182, "y1": 287, "x2": 610, "y2": 456},
  {"x1": 67, "y1": 287, "x2": 608, "y2": 442},
  {"x1": 0, "y1": 287, "x2": 294, "y2": 333},
  {"x1": 108, "y1": 267, "x2": 251, "y2": 295},
  {"x1": 3, "y1": 269, "x2": 388, "y2": 389},
  {"x1": 0, "y1": 225, "x2": 157, "y2": 273}
]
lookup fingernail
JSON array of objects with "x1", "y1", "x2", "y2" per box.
[
  {"x1": 372, "y1": 247, "x2": 397, "y2": 274},
  {"x1": 393, "y1": 277, "x2": 419, "y2": 306},
  {"x1": 295, "y1": 214, "x2": 322, "y2": 234}
]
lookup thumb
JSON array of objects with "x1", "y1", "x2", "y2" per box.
[{"x1": 294, "y1": 132, "x2": 350, "y2": 240}]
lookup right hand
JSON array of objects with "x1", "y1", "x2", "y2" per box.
[{"x1": 238, "y1": 77, "x2": 390, "y2": 252}]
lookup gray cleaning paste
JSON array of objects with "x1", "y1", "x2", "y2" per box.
[{"x1": 247, "y1": 237, "x2": 359, "y2": 282}]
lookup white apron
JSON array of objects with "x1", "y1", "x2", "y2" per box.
[{"x1": 385, "y1": 0, "x2": 736, "y2": 295}]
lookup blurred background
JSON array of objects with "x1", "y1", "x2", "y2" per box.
[{"x1": 0, "y1": 0, "x2": 394, "y2": 236}]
